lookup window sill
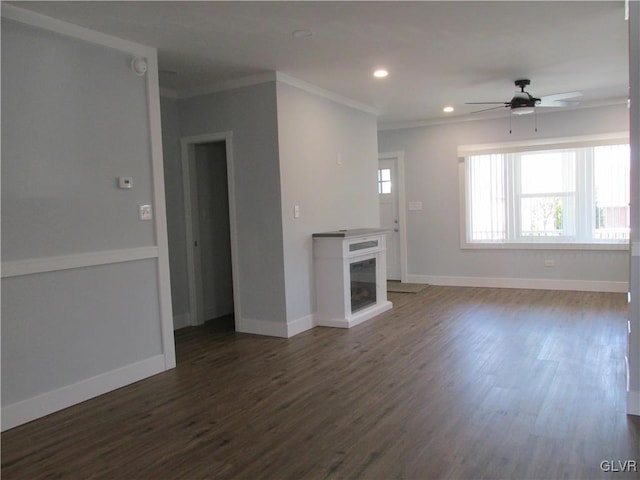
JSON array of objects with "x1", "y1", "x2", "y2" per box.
[{"x1": 461, "y1": 242, "x2": 629, "y2": 251}]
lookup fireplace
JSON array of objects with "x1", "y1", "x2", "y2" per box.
[
  {"x1": 350, "y1": 257, "x2": 377, "y2": 313},
  {"x1": 313, "y1": 229, "x2": 393, "y2": 328}
]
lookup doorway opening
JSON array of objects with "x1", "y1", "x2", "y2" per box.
[{"x1": 181, "y1": 132, "x2": 239, "y2": 333}]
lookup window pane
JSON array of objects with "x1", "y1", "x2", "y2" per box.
[
  {"x1": 520, "y1": 151, "x2": 575, "y2": 194},
  {"x1": 520, "y1": 196, "x2": 570, "y2": 237},
  {"x1": 467, "y1": 154, "x2": 505, "y2": 241},
  {"x1": 463, "y1": 140, "x2": 629, "y2": 245},
  {"x1": 378, "y1": 168, "x2": 392, "y2": 195},
  {"x1": 594, "y1": 144, "x2": 630, "y2": 240}
]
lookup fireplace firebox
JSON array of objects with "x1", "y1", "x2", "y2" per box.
[
  {"x1": 350, "y1": 257, "x2": 377, "y2": 313},
  {"x1": 313, "y1": 229, "x2": 393, "y2": 328}
]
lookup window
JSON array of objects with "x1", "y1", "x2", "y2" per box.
[
  {"x1": 378, "y1": 168, "x2": 392, "y2": 194},
  {"x1": 462, "y1": 138, "x2": 629, "y2": 247}
]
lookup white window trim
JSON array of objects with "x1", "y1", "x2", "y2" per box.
[{"x1": 458, "y1": 132, "x2": 631, "y2": 252}]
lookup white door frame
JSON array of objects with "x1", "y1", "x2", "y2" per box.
[
  {"x1": 378, "y1": 151, "x2": 408, "y2": 283},
  {"x1": 180, "y1": 132, "x2": 241, "y2": 328}
]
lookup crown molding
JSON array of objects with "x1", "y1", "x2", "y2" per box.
[
  {"x1": 170, "y1": 71, "x2": 378, "y2": 116},
  {"x1": 1, "y1": 3, "x2": 153, "y2": 56},
  {"x1": 175, "y1": 72, "x2": 277, "y2": 99},
  {"x1": 275, "y1": 72, "x2": 379, "y2": 116}
]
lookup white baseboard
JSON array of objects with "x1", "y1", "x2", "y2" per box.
[
  {"x1": 406, "y1": 274, "x2": 628, "y2": 293},
  {"x1": 235, "y1": 317, "x2": 289, "y2": 338},
  {"x1": 628, "y1": 390, "x2": 640, "y2": 416},
  {"x1": 287, "y1": 314, "x2": 315, "y2": 337},
  {"x1": 236, "y1": 307, "x2": 392, "y2": 338},
  {"x1": 316, "y1": 301, "x2": 393, "y2": 329},
  {"x1": 173, "y1": 313, "x2": 191, "y2": 330},
  {"x1": 1, "y1": 355, "x2": 167, "y2": 431},
  {"x1": 236, "y1": 315, "x2": 317, "y2": 338}
]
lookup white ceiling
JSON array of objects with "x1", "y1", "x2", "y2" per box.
[{"x1": 9, "y1": 1, "x2": 630, "y2": 126}]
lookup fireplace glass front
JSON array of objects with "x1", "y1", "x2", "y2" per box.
[{"x1": 350, "y1": 258, "x2": 377, "y2": 313}]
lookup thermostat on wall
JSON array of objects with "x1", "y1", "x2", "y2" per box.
[{"x1": 118, "y1": 177, "x2": 133, "y2": 189}]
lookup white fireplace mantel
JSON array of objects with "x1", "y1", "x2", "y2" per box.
[{"x1": 313, "y1": 229, "x2": 393, "y2": 328}]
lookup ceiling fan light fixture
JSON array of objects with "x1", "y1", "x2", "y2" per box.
[{"x1": 512, "y1": 106, "x2": 535, "y2": 115}]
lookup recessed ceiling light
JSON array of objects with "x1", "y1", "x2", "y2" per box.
[
  {"x1": 443, "y1": 106, "x2": 454, "y2": 113},
  {"x1": 292, "y1": 29, "x2": 314, "y2": 38},
  {"x1": 373, "y1": 69, "x2": 389, "y2": 78}
]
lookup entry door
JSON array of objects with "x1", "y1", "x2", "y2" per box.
[{"x1": 378, "y1": 158, "x2": 401, "y2": 280}]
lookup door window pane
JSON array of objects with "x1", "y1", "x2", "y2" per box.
[{"x1": 378, "y1": 168, "x2": 392, "y2": 194}]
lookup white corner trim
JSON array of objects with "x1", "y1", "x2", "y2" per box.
[
  {"x1": 1, "y1": 4, "x2": 154, "y2": 56},
  {"x1": 287, "y1": 314, "x2": 316, "y2": 337},
  {"x1": 275, "y1": 72, "x2": 379, "y2": 116},
  {"x1": 628, "y1": 389, "x2": 640, "y2": 417},
  {"x1": 1, "y1": 355, "x2": 166, "y2": 431},
  {"x1": 235, "y1": 317, "x2": 289, "y2": 338},
  {"x1": 405, "y1": 274, "x2": 628, "y2": 293},
  {"x1": 145, "y1": 48, "x2": 177, "y2": 371},
  {"x1": 1, "y1": 246, "x2": 160, "y2": 278},
  {"x1": 177, "y1": 72, "x2": 277, "y2": 99}
]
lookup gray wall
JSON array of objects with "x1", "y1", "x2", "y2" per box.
[
  {"x1": 2, "y1": 20, "x2": 155, "y2": 260},
  {"x1": 164, "y1": 83, "x2": 287, "y2": 326},
  {"x1": 161, "y1": 80, "x2": 380, "y2": 330},
  {"x1": 378, "y1": 104, "x2": 630, "y2": 287},
  {"x1": 276, "y1": 82, "x2": 380, "y2": 322},
  {"x1": 2, "y1": 19, "x2": 166, "y2": 411}
]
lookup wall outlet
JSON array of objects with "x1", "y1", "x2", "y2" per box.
[
  {"x1": 118, "y1": 177, "x2": 133, "y2": 189},
  {"x1": 139, "y1": 204, "x2": 152, "y2": 220},
  {"x1": 294, "y1": 205, "x2": 300, "y2": 219},
  {"x1": 544, "y1": 259, "x2": 555, "y2": 267}
]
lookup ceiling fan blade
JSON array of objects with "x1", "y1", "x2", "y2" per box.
[
  {"x1": 470, "y1": 105, "x2": 509, "y2": 114},
  {"x1": 465, "y1": 102, "x2": 510, "y2": 105},
  {"x1": 538, "y1": 91, "x2": 582, "y2": 105},
  {"x1": 537, "y1": 100, "x2": 580, "y2": 108}
]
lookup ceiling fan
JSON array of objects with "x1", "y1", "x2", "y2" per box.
[{"x1": 466, "y1": 79, "x2": 582, "y2": 115}]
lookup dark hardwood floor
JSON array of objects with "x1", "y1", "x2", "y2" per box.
[{"x1": 2, "y1": 287, "x2": 639, "y2": 479}]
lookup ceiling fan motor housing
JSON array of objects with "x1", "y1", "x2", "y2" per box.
[
  {"x1": 511, "y1": 80, "x2": 540, "y2": 110},
  {"x1": 511, "y1": 93, "x2": 540, "y2": 109}
]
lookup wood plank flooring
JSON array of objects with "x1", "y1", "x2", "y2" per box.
[{"x1": 2, "y1": 286, "x2": 639, "y2": 479}]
